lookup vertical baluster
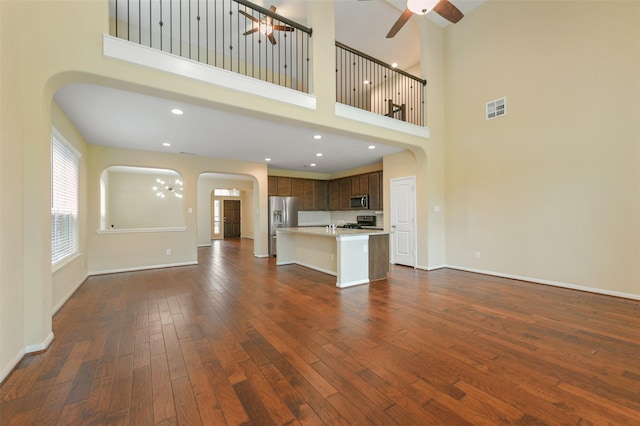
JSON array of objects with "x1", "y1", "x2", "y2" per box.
[
  {"x1": 242, "y1": 6, "x2": 246, "y2": 76},
  {"x1": 235, "y1": 0, "x2": 238, "y2": 73},
  {"x1": 228, "y1": 0, "x2": 232, "y2": 71},
  {"x1": 205, "y1": 0, "x2": 208, "y2": 63},
  {"x1": 213, "y1": 0, "x2": 217, "y2": 66},
  {"x1": 159, "y1": 0, "x2": 163, "y2": 51},
  {"x1": 222, "y1": 0, "x2": 225, "y2": 70}
]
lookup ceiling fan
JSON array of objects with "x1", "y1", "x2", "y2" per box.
[
  {"x1": 386, "y1": 0, "x2": 464, "y2": 38},
  {"x1": 240, "y1": 5, "x2": 294, "y2": 45}
]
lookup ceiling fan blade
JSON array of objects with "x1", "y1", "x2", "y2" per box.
[
  {"x1": 386, "y1": 8, "x2": 413, "y2": 38},
  {"x1": 273, "y1": 25, "x2": 294, "y2": 32},
  {"x1": 243, "y1": 27, "x2": 259, "y2": 36},
  {"x1": 433, "y1": 0, "x2": 464, "y2": 23},
  {"x1": 267, "y1": 32, "x2": 277, "y2": 45},
  {"x1": 238, "y1": 9, "x2": 259, "y2": 23}
]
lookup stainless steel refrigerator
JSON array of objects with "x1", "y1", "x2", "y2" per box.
[{"x1": 268, "y1": 196, "x2": 298, "y2": 257}]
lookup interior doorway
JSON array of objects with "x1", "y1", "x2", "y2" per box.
[
  {"x1": 390, "y1": 176, "x2": 416, "y2": 267},
  {"x1": 223, "y1": 200, "x2": 241, "y2": 238}
]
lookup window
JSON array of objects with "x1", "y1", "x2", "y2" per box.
[
  {"x1": 51, "y1": 129, "x2": 80, "y2": 265},
  {"x1": 213, "y1": 199, "x2": 221, "y2": 235},
  {"x1": 214, "y1": 188, "x2": 240, "y2": 197}
]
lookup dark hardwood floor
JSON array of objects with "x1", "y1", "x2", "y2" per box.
[{"x1": 2, "y1": 239, "x2": 640, "y2": 425}]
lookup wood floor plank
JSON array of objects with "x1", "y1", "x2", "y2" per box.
[
  {"x1": 150, "y1": 352, "x2": 176, "y2": 424},
  {"x1": 2, "y1": 239, "x2": 640, "y2": 424},
  {"x1": 130, "y1": 365, "x2": 153, "y2": 426},
  {"x1": 108, "y1": 353, "x2": 133, "y2": 413},
  {"x1": 172, "y1": 376, "x2": 203, "y2": 426}
]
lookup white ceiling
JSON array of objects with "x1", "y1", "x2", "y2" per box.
[{"x1": 54, "y1": 0, "x2": 484, "y2": 175}]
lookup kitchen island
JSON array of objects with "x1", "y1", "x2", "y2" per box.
[{"x1": 276, "y1": 227, "x2": 389, "y2": 288}]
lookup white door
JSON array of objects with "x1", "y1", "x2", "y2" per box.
[{"x1": 390, "y1": 176, "x2": 416, "y2": 267}]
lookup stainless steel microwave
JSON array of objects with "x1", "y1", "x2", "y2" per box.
[{"x1": 349, "y1": 194, "x2": 369, "y2": 210}]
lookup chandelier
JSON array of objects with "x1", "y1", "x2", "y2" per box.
[{"x1": 153, "y1": 178, "x2": 183, "y2": 199}]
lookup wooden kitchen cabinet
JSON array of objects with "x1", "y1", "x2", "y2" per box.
[
  {"x1": 303, "y1": 179, "x2": 314, "y2": 211},
  {"x1": 351, "y1": 176, "x2": 361, "y2": 196},
  {"x1": 268, "y1": 176, "x2": 278, "y2": 196},
  {"x1": 329, "y1": 180, "x2": 341, "y2": 210},
  {"x1": 291, "y1": 178, "x2": 316, "y2": 211},
  {"x1": 277, "y1": 177, "x2": 292, "y2": 196},
  {"x1": 269, "y1": 170, "x2": 382, "y2": 211},
  {"x1": 314, "y1": 180, "x2": 329, "y2": 210},
  {"x1": 340, "y1": 178, "x2": 351, "y2": 210},
  {"x1": 291, "y1": 178, "x2": 304, "y2": 207},
  {"x1": 368, "y1": 171, "x2": 382, "y2": 210}
]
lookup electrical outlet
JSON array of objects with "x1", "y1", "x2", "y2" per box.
[
  {"x1": 474, "y1": 251, "x2": 481, "y2": 259},
  {"x1": 166, "y1": 248, "x2": 172, "y2": 255}
]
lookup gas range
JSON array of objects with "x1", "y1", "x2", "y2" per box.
[
  {"x1": 341, "y1": 223, "x2": 362, "y2": 229},
  {"x1": 340, "y1": 215, "x2": 376, "y2": 229}
]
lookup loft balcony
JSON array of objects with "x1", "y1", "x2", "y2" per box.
[{"x1": 108, "y1": 0, "x2": 427, "y2": 129}]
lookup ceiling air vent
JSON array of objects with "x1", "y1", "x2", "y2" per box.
[{"x1": 486, "y1": 97, "x2": 506, "y2": 120}]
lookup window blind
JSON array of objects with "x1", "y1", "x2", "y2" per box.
[{"x1": 51, "y1": 130, "x2": 80, "y2": 265}]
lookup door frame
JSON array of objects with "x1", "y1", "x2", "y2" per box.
[
  {"x1": 390, "y1": 176, "x2": 417, "y2": 267},
  {"x1": 211, "y1": 195, "x2": 242, "y2": 240}
]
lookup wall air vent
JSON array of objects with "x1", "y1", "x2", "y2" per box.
[{"x1": 486, "y1": 97, "x2": 506, "y2": 120}]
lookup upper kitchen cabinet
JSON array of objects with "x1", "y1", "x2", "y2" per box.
[
  {"x1": 268, "y1": 176, "x2": 294, "y2": 197},
  {"x1": 340, "y1": 178, "x2": 351, "y2": 210},
  {"x1": 329, "y1": 179, "x2": 341, "y2": 211},
  {"x1": 269, "y1": 170, "x2": 382, "y2": 211},
  {"x1": 291, "y1": 178, "x2": 315, "y2": 211},
  {"x1": 368, "y1": 171, "x2": 382, "y2": 210},
  {"x1": 277, "y1": 177, "x2": 292, "y2": 196},
  {"x1": 268, "y1": 176, "x2": 278, "y2": 196},
  {"x1": 314, "y1": 180, "x2": 329, "y2": 211}
]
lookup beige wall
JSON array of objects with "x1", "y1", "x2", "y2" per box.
[
  {"x1": 444, "y1": 1, "x2": 640, "y2": 295},
  {"x1": 106, "y1": 169, "x2": 185, "y2": 229}
]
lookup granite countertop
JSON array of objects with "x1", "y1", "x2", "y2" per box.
[{"x1": 277, "y1": 227, "x2": 388, "y2": 237}]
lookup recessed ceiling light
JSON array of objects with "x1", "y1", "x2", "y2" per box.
[
  {"x1": 364, "y1": 80, "x2": 370, "y2": 85},
  {"x1": 316, "y1": 153, "x2": 323, "y2": 157},
  {"x1": 368, "y1": 145, "x2": 376, "y2": 150},
  {"x1": 162, "y1": 142, "x2": 171, "y2": 147},
  {"x1": 265, "y1": 158, "x2": 271, "y2": 162},
  {"x1": 314, "y1": 135, "x2": 322, "y2": 140},
  {"x1": 310, "y1": 163, "x2": 316, "y2": 167},
  {"x1": 391, "y1": 62, "x2": 398, "y2": 68},
  {"x1": 171, "y1": 108, "x2": 183, "y2": 115}
]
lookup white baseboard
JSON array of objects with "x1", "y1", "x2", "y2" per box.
[
  {"x1": 445, "y1": 264, "x2": 640, "y2": 301},
  {"x1": 426, "y1": 264, "x2": 446, "y2": 271},
  {"x1": 254, "y1": 253, "x2": 270, "y2": 258},
  {"x1": 1, "y1": 332, "x2": 55, "y2": 384},
  {"x1": 89, "y1": 261, "x2": 198, "y2": 276},
  {"x1": 25, "y1": 332, "x2": 55, "y2": 353}
]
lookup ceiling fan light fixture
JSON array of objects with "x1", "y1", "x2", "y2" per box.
[
  {"x1": 407, "y1": 0, "x2": 439, "y2": 15},
  {"x1": 259, "y1": 21, "x2": 273, "y2": 35}
]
